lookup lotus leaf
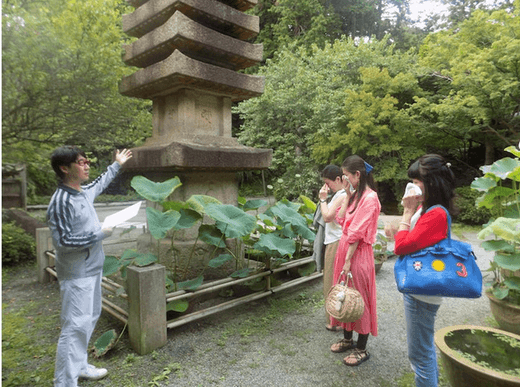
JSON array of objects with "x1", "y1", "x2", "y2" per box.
[
  {"x1": 487, "y1": 157, "x2": 520, "y2": 180},
  {"x1": 471, "y1": 177, "x2": 497, "y2": 191},
  {"x1": 177, "y1": 275, "x2": 204, "y2": 291},
  {"x1": 146, "y1": 208, "x2": 181, "y2": 240},
  {"x1": 93, "y1": 329, "x2": 117, "y2": 358},
  {"x1": 493, "y1": 252, "x2": 520, "y2": 272},
  {"x1": 482, "y1": 240, "x2": 516, "y2": 253},
  {"x1": 205, "y1": 203, "x2": 256, "y2": 238},
  {"x1": 254, "y1": 233, "x2": 296, "y2": 258},
  {"x1": 103, "y1": 256, "x2": 120, "y2": 277},
  {"x1": 504, "y1": 277, "x2": 520, "y2": 292},
  {"x1": 186, "y1": 195, "x2": 221, "y2": 214},
  {"x1": 131, "y1": 175, "x2": 181, "y2": 203},
  {"x1": 133, "y1": 253, "x2": 158, "y2": 267},
  {"x1": 230, "y1": 268, "x2": 255, "y2": 278},
  {"x1": 478, "y1": 217, "x2": 520, "y2": 243},
  {"x1": 208, "y1": 254, "x2": 234, "y2": 268},
  {"x1": 199, "y1": 224, "x2": 226, "y2": 248},
  {"x1": 167, "y1": 299, "x2": 189, "y2": 313},
  {"x1": 242, "y1": 198, "x2": 268, "y2": 212}
]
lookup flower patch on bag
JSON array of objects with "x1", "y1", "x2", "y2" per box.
[{"x1": 413, "y1": 261, "x2": 422, "y2": 271}]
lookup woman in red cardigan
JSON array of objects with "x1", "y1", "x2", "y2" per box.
[{"x1": 392, "y1": 154, "x2": 456, "y2": 387}]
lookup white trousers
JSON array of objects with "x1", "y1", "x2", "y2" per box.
[{"x1": 54, "y1": 273, "x2": 102, "y2": 387}]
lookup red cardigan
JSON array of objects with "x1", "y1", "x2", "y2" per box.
[{"x1": 394, "y1": 207, "x2": 448, "y2": 256}]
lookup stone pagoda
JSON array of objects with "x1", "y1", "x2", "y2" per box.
[{"x1": 119, "y1": 0, "x2": 271, "y2": 274}]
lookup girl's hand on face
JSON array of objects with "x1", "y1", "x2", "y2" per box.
[
  {"x1": 319, "y1": 184, "x2": 329, "y2": 202},
  {"x1": 402, "y1": 194, "x2": 422, "y2": 213},
  {"x1": 342, "y1": 175, "x2": 355, "y2": 196}
]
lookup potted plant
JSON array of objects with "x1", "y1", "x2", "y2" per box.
[
  {"x1": 471, "y1": 145, "x2": 520, "y2": 334},
  {"x1": 435, "y1": 324, "x2": 520, "y2": 386},
  {"x1": 373, "y1": 232, "x2": 389, "y2": 274}
]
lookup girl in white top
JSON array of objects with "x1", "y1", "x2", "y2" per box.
[{"x1": 318, "y1": 165, "x2": 347, "y2": 331}]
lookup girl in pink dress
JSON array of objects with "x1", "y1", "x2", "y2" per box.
[{"x1": 329, "y1": 155, "x2": 381, "y2": 366}]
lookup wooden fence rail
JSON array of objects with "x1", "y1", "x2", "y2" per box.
[{"x1": 36, "y1": 227, "x2": 322, "y2": 355}]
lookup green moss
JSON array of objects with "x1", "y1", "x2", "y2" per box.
[
  {"x1": 394, "y1": 357, "x2": 451, "y2": 387},
  {"x1": 2, "y1": 303, "x2": 56, "y2": 386},
  {"x1": 396, "y1": 371, "x2": 416, "y2": 386}
]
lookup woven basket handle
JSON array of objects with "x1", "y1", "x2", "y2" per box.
[{"x1": 336, "y1": 270, "x2": 353, "y2": 287}]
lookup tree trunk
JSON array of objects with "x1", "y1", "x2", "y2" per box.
[{"x1": 485, "y1": 136, "x2": 494, "y2": 165}]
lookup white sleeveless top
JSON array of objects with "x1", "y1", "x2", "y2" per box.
[{"x1": 324, "y1": 189, "x2": 346, "y2": 245}]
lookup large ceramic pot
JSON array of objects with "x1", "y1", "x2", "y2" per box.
[
  {"x1": 435, "y1": 325, "x2": 520, "y2": 387},
  {"x1": 486, "y1": 289, "x2": 520, "y2": 335}
]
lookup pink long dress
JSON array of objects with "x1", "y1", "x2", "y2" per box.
[{"x1": 330, "y1": 188, "x2": 381, "y2": 336}]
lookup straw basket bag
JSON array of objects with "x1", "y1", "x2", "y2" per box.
[{"x1": 325, "y1": 271, "x2": 365, "y2": 322}]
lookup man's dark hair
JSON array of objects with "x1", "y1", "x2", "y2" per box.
[{"x1": 51, "y1": 146, "x2": 86, "y2": 180}]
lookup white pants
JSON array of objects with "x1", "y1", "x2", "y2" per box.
[{"x1": 54, "y1": 273, "x2": 102, "y2": 387}]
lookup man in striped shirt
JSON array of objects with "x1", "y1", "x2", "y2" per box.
[{"x1": 47, "y1": 146, "x2": 132, "y2": 387}]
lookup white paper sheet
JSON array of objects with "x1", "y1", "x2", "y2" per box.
[{"x1": 102, "y1": 201, "x2": 143, "y2": 229}]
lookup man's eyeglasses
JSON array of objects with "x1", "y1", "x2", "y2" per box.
[{"x1": 74, "y1": 159, "x2": 91, "y2": 167}]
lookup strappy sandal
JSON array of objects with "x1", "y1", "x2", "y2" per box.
[
  {"x1": 343, "y1": 348, "x2": 370, "y2": 366},
  {"x1": 325, "y1": 325, "x2": 342, "y2": 332},
  {"x1": 330, "y1": 338, "x2": 357, "y2": 353}
]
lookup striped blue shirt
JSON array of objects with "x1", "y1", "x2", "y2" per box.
[{"x1": 47, "y1": 162, "x2": 121, "y2": 280}]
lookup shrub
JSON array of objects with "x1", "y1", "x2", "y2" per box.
[
  {"x1": 454, "y1": 186, "x2": 491, "y2": 225},
  {"x1": 270, "y1": 168, "x2": 320, "y2": 202},
  {"x1": 2, "y1": 222, "x2": 36, "y2": 265}
]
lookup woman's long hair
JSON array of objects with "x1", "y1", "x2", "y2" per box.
[
  {"x1": 342, "y1": 155, "x2": 376, "y2": 214},
  {"x1": 407, "y1": 154, "x2": 457, "y2": 215}
]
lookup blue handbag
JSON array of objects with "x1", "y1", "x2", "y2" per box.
[{"x1": 394, "y1": 205, "x2": 482, "y2": 298}]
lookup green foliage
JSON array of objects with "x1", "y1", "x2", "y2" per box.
[
  {"x1": 2, "y1": 0, "x2": 152, "y2": 196},
  {"x1": 131, "y1": 176, "x2": 182, "y2": 203},
  {"x1": 252, "y1": 0, "x2": 342, "y2": 62},
  {"x1": 270, "y1": 169, "x2": 319, "y2": 201},
  {"x1": 148, "y1": 363, "x2": 182, "y2": 387},
  {"x1": 105, "y1": 175, "x2": 316, "y2": 301},
  {"x1": 237, "y1": 36, "x2": 422, "y2": 194},
  {"x1": 2, "y1": 302, "x2": 57, "y2": 386},
  {"x1": 92, "y1": 329, "x2": 118, "y2": 358},
  {"x1": 166, "y1": 299, "x2": 189, "y2": 313},
  {"x1": 2, "y1": 222, "x2": 36, "y2": 265},
  {"x1": 103, "y1": 250, "x2": 158, "y2": 282},
  {"x1": 417, "y1": 8, "x2": 520, "y2": 160},
  {"x1": 239, "y1": 5, "x2": 520, "y2": 204},
  {"x1": 473, "y1": 145, "x2": 520, "y2": 305},
  {"x1": 454, "y1": 186, "x2": 492, "y2": 225}
]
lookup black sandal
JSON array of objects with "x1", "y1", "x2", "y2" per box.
[
  {"x1": 343, "y1": 348, "x2": 370, "y2": 366},
  {"x1": 330, "y1": 338, "x2": 357, "y2": 353}
]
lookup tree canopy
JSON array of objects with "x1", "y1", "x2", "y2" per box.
[
  {"x1": 2, "y1": 0, "x2": 152, "y2": 195},
  {"x1": 2, "y1": 0, "x2": 518, "y2": 201},
  {"x1": 237, "y1": 1, "x2": 520, "y2": 199},
  {"x1": 417, "y1": 7, "x2": 520, "y2": 164}
]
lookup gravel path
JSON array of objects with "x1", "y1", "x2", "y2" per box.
[
  {"x1": 149, "y1": 230, "x2": 494, "y2": 387},
  {"x1": 2, "y1": 227, "x2": 494, "y2": 387}
]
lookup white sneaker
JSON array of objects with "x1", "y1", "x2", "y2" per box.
[{"x1": 78, "y1": 364, "x2": 108, "y2": 381}]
